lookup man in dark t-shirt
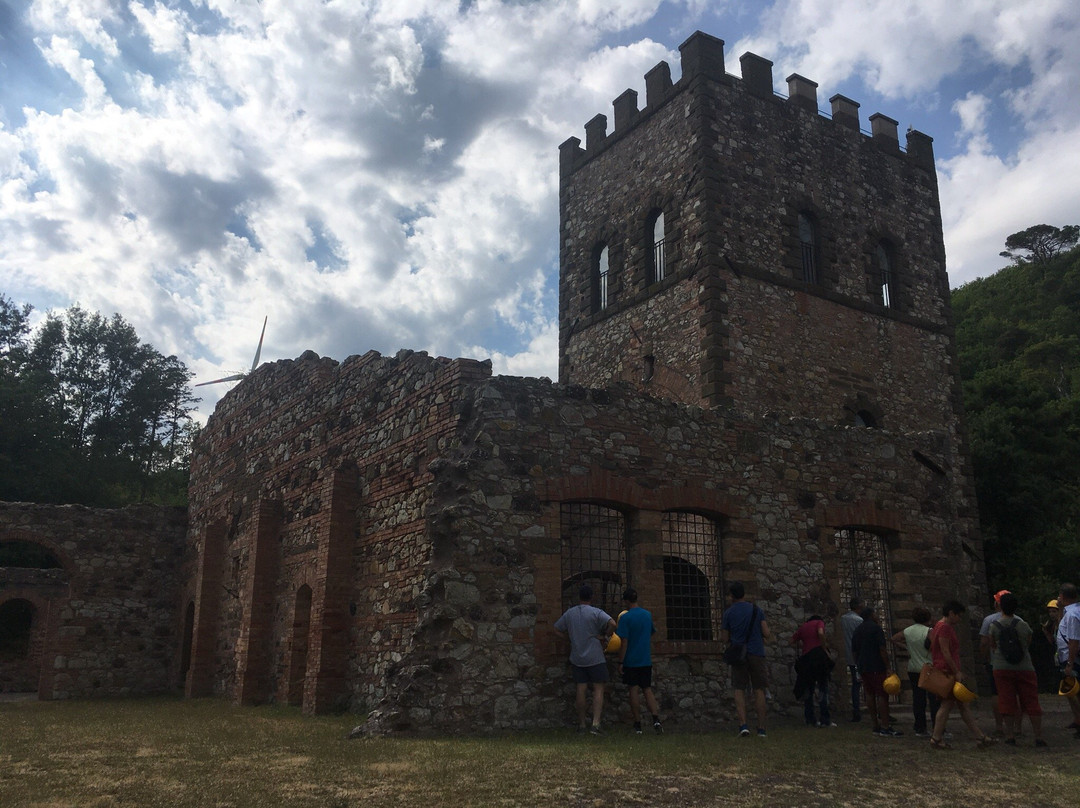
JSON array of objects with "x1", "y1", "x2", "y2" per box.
[{"x1": 850, "y1": 605, "x2": 901, "y2": 737}]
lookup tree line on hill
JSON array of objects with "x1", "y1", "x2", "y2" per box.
[
  {"x1": 952, "y1": 224, "x2": 1080, "y2": 614},
  {"x1": 0, "y1": 294, "x2": 197, "y2": 507}
]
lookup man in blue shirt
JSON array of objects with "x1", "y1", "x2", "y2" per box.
[
  {"x1": 721, "y1": 581, "x2": 771, "y2": 737},
  {"x1": 615, "y1": 587, "x2": 664, "y2": 734}
]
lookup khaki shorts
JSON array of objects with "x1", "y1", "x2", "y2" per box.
[{"x1": 731, "y1": 655, "x2": 768, "y2": 690}]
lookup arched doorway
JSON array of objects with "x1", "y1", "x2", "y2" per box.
[
  {"x1": 179, "y1": 601, "x2": 195, "y2": 690},
  {"x1": 287, "y1": 585, "x2": 313, "y2": 706},
  {"x1": 0, "y1": 598, "x2": 39, "y2": 693}
]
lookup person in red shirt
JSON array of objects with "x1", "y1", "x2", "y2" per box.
[
  {"x1": 791, "y1": 615, "x2": 835, "y2": 727},
  {"x1": 929, "y1": 600, "x2": 996, "y2": 749}
]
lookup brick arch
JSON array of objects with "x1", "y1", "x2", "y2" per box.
[
  {"x1": 0, "y1": 531, "x2": 77, "y2": 594},
  {"x1": 818, "y1": 501, "x2": 902, "y2": 538},
  {"x1": 654, "y1": 483, "x2": 742, "y2": 518},
  {"x1": 539, "y1": 467, "x2": 659, "y2": 511}
]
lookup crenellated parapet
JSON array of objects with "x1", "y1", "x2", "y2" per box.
[{"x1": 560, "y1": 30, "x2": 935, "y2": 177}]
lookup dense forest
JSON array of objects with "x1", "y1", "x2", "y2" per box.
[
  {"x1": 952, "y1": 235, "x2": 1080, "y2": 607},
  {"x1": 0, "y1": 294, "x2": 197, "y2": 507}
]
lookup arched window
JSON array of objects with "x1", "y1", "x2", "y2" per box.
[
  {"x1": 650, "y1": 211, "x2": 666, "y2": 283},
  {"x1": 593, "y1": 244, "x2": 610, "y2": 313},
  {"x1": 798, "y1": 212, "x2": 819, "y2": 284},
  {"x1": 662, "y1": 512, "x2": 722, "y2": 640},
  {"x1": 560, "y1": 502, "x2": 627, "y2": 615},
  {"x1": 835, "y1": 528, "x2": 895, "y2": 667},
  {"x1": 876, "y1": 240, "x2": 895, "y2": 308}
]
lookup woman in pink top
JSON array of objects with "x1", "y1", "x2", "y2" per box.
[
  {"x1": 929, "y1": 600, "x2": 995, "y2": 749},
  {"x1": 791, "y1": 615, "x2": 834, "y2": 727}
]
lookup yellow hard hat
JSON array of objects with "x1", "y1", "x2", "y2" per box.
[
  {"x1": 1059, "y1": 676, "x2": 1079, "y2": 698},
  {"x1": 952, "y1": 681, "x2": 977, "y2": 703},
  {"x1": 1048, "y1": 599, "x2": 1060, "y2": 609},
  {"x1": 617, "y1": 610, "x2": 628, "y2": 623},
  {"x1": 883, "y1": 673, "x2": 902, "y2": 695},
  {"x1": 605, "y1": 633, "x2": 621, "y2": 654}
]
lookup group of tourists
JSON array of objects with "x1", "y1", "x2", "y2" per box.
[{"x1": 554, "y1": 579, "x2": 1080, "y2": 747}]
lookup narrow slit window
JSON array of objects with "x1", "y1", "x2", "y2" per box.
[
  {"x1": 876, "y1": 241, "x2": 894, "y2": 308},
  {"x1": 798, "y1": 212, "x2": 818, "y2": 285},
  {"x1": 652, "y1": 212, "x2": 666, "y2": 283},
  {"x1": 595, "y1": 244, "x2": 610, "y2": 312}
]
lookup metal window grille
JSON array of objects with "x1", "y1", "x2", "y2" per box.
[
  {"x1": 662, "y1": 512, "x2": 721, "y2": 641},
  {"x1": 835, "y1": 528, "x2": 896, "y2": 669},
  {"x1": 560, "y1": 503, "x2": 627, "y2": 616},
  {"x1": 596, "y1": 246, "x2": 609, "y2": 311},
  {"x1": 798, "y1": 213, "x2": 818, "y2": 284},
  {"x1": 877, "y1": 243, "x2": 893, "y2": 308},
  {"x1": 653, "y1": 239, "x2": 666, "y2": 283}
]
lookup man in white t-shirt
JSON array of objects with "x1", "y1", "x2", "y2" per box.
[
  {"x1": 840, "y1": 597, "x2": 863, "y2": 722},
  {"x1": 1055, "y1": 583, "x2": 1080, "y2": 732},
  {"x1": 978, "y1": 589, "x2": 1009, "y2": 736},
  {"x1": 554, "y1": 584, "x2": 617, "y2": 734}
]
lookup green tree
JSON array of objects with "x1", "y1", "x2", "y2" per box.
[
  {"x1": 0, "y1": 296, "x2": 198, "y2": 506},
  {"x1": 999, "y1": 223, "x2": 1079, "y2": 264}
]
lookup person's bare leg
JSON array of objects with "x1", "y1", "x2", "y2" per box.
[
  {"x1": 644, "y1": 688, "x2": 660, "y2": 717},
  {"x1": 958, "y1": 702, "x2": 986, "y2": 739},
  {"x1": 931, "y1": 699, "x2": 953, "y2": 742},
  {"x1": 591, "y1": 682, "x2": 605, "y2": 728},
  {"x1": 628, "y1": 685, "x2": 641, "y2": 724},
  {"x1": 576, "y1": 683, "x2": 588, "y2": 728},
  {"x1": 755, "y1": 688, "x2": 767, "y2": 729},
  {"x1": 733, "y1": 689, "x2": 748, "y2": 726}
]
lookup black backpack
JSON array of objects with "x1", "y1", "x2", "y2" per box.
[{"x1": 994, "y1": 618, "x2": 1025, "y2": 665}]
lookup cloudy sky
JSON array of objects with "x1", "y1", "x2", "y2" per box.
[{"x1": 2, "y1": 0, "x2": 1079, "y2": 419}]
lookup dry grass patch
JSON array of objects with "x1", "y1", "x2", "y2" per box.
[{"x1": 1, "y1": 697, "x2": 1079, "y2": 807}]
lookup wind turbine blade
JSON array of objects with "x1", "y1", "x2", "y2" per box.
[
  {"x1": 250, "y1": 315, "x2": 267, "y2": 373},
  {"x1": 195, "y1": 374, "x2": 246, "y2": 387}
]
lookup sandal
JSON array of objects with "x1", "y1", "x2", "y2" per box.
[{"x1": 929, "y1": 737, "x2": 951, "y2": 750}]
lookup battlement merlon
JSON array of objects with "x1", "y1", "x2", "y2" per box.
[{"x1": 560, "y1": 29, "x2": 938, "y2": 176}]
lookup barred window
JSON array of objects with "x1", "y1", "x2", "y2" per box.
[
  {"x1": 650, "y1": 211, "x2": 666, "y2": 283},
  {"x1": 593, "y1": 244, "x2": 609, "y2": 313},
  {"x1": 876, "y1": 240, "x2": 895, "y2": 308},
  {"x1": 662, "y1": 512, "x2": 722, "y2": 641},
  {"x1": 798, "y1": 212, "x2": 819, "y2": 285},
  {"x1": 560, "y1": 503, "x2": 627, "y2": 616},
  {"x1": 836, "y1": 528, "x2": 895, "y2": 664}
]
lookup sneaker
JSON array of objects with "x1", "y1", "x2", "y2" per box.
[
  {"x1": 872, "y1": 728, "x2": 884, "y2": 736},
  {"x1": 881, "y1": 727, "x2": 904, "y2": 737},
  {"x1": 653, "y1": 720, "x2": 664, "y2": 735},
  {"x1": 738, "y1": 724, "x2": 750, "y2": 737},
  {"x1": 757, "y1": 728, "x2": 767, "y2": 738},
  {"x1": 913, "y1": 730, "x2": 930, "y2": 738},
  {"x1": 820, "y1": 721, "x2": 837, "y2": 728},
  {"x1": 589, "y1": 725, "x2": 603, "y2": 736},
  {"x1": 633, "y1": 722, "x2": 642, "y2": 735}
]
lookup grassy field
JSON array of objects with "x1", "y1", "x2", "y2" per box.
[{"x1": 1, "y1": 696, "x2": 1078, "y2": 807}]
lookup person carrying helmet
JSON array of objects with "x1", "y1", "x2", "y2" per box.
[
  {"x1": 850, "y1": 605, "x2": 902, "y2": 737},
  {"x1": 928, "y1": 600, "x2": 995, "y2": 749},
  {"x1": 989, "y1": 592, "x2": 1045, "y2": 746},
  {"x1": 890, "y1": 606, "x2": 939, "y2": 737},
  {"x1": 614, "y1": 587, "x2": 664, "y2": 735},
  {"x1": 1054, "y1": 583, "x2": 1080, "y2": 734},
  {"x1": 554, "y1": 584, "x2": 617, "y2": 734}
]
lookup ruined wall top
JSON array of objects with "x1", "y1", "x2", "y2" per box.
[{"x1": 559, "y1": 30, "x2": 935, "y2": 176}]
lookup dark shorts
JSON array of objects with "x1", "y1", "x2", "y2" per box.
[
  {"x1": 571, "y1": 663, "x2": 609, "y2": 684},
  {"x1": 862, "y1": 671, "x2": 887, "y2": 697},
  {"x1": 622, "y1": 665, "x2": 652, "y2": 689},
  {"x1": 731, "y1": 655, "x2": 768, "y2": 690}
]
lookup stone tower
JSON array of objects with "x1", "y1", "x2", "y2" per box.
[{"x1": 558, "y1": 32, "x2": 956, "y2": 439}]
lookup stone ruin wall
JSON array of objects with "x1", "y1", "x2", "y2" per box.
[
  {"x1": 365, "y1": 373, "x2": 985, "y2": 733},
  {"x1": 183, "y1": 349, "x2": 492, "y2": 713},
  {"x1": 0, "y1": 503, "x2": 187, "y2": 698}
]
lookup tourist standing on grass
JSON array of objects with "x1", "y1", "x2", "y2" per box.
[
  {"x1": 978, "y1": 589, "x2": 1009, "y2": 737},
  {"x1": 1055, "y1": 583, "x2": 1080, "y2": 733},
  {"x1": 928, "y1": 600, "x2": 996, "y2": 749},
  {"x1": 553, "y1": 584, "x2": 616, "y2": 735},
  {"x1": 989, "y1": 592, "x2": 1045, "y2": 746},
  {"x1": 850, "y1": 606, "x2": 901, "y2": 737},
  {"x1": 791, "y1": 614, "x2": 834, "y2": 727},
  {"x1": 890, "y1": 606, "x2": 939, "y2": 737},
  {"x1": 721, "y1": 581, "x2": 771, "y2": 738},
  {"x1": 840, "y1": 597, "x2": 864, "y2": 722},
  {"x1": 615, "y1": 587, "x2": 664, "y2": 735}
]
